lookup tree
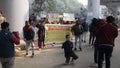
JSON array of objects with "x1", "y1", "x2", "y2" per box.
[
  {"x1": 30, "y1": 0, "x2": 87, "y2": 18},
  {"x1": 32, "y1": 0, "x2": 56, "y2": 14},
  {"x1": 55, "y1": 0, "x2": 87, "y2": 18}
]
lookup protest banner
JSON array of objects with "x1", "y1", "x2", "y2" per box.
[
  {"x1": 45, "y1": 24, "x2": 72, "y2": 43},
  {"x1": 63, "y1": 13, "x2": 75, "y2": 21}
]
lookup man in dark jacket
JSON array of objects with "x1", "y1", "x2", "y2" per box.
[
  {"x1": 96, "y1": 16, "x2": 118, "y2": 68},
  {"x1": 62, "y1": 35, "x2": 78, "y2": 64},
  {"x1": 71, "y1": 20, "x2": 84, "y2": 51},
  {"x1": 0, "y1": 22, "x2": 20, "y2": 68},
  {"x1": 23, "y1": 21, "x2": 35, "y2": 57}
]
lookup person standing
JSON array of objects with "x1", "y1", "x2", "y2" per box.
[
  {"x1": 89, "y1": 18, "x2": 98, "y2": 45},
  {"x1": 90, "y1": 19, "x2": 105, "y2": 67},
  {"x1": 0, "y1": 11, "x2": 6, "y2": 24},
  {"x1": 23, "y1": 21, "x2": 35, "y2": 57},
  {"x1": 0, "y1": 22, "x2": 20, "y2": 68},
  {"x1": 96, "y1": 16, "x2": 118, "y2": 68},
  {"x1": 82, "y1": 19, "x2": 88, "y2": 43},
  {"x1": 71, "y1": 20, "x2": 84, "y2": 51},
  {"x1": 0, "y1": 11, "x2": 6, "y2": 29},
  {"x1": 36, "y1": 21, "x2": 45, "y2": 50}
]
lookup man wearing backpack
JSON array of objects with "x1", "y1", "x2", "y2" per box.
[
  {"x1": 71, "y1": 20, "x2": 84, "y2": 51},
  {"x1": 23, "y1": 21, "x2": 35, "y2": 57}
]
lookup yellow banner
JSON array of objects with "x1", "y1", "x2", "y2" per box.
[{"x1": 45, "y1": 24, "x2": 72, "y2": 43}]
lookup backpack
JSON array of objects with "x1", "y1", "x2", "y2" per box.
[
  {"x1": 71, "y1": 25, "x2": 84, "y2": 36},
  {"x1": 23, "y1": 25, "x2": 35, "y2": 40}
]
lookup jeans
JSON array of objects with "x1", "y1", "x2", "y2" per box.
[
  {"x1": 25, "y1": 40, "x2": 35, "y2": 55},
  {"x1": 94, "y1": 45, "x2": 98, "y2": 63},
  {"x1": 98, "y1": 45, "x2": 113, "y2": 68},
  {"x1": 74, "y1": 35, "x2": 82, "y2": 49},
  {"x1": 82, "y1": 32, "x2": 87, "y2": 42},
  {"x1": 0, "y1": 57, "x2": 14, "y2": 68},
  {"x1": 89, "y1": 33, "x2": 95, "y2": 45},
  {"x1": 94, "y1": 45, "x2": 105, "y2": 64}
]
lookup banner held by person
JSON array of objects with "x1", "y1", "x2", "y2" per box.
[{"x1": 45, "y1": 24, "x2": 72, "y2": 43}]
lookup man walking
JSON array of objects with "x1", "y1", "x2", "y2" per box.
[{"x1": 96, "y1": 16, "x2": 118, "y2": 68}]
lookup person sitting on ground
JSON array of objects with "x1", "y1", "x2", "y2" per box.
[{"x1": 62, "y1": 35, "x2": 78, "y2": 64}]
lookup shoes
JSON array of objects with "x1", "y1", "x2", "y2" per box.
[
  {"x1": 79, "y1": 47, "x2": 82, "y2": 51},
  {"x1": 90, "y1": 63, "x2": 98, "y2": 67},
  {"x1": 71, "y1": 58, "x2": 74, "y2": 64},
  {"x1": 64, "y1": 62, "x2": 69, "y2": 65},
  {"x1": 102, "y1": 61, "x2": 105, "y2": 64},
  {"x1": 26, "y1": 53, "x2": 28, "y2": 55},
  {"x1": 31, "y1": 53, "x2": 34, "y2": 58},
  {"x1": 74, "y1": 48, "x2": 77, "y2": 51},
  {"x1": 71, "y1": 58, "x2": 74, "y2": 62},
  {"x1": 25, "y1": 53, "x2": 28, "y2": 56},
  {"x1": 74, "y1": 48, "x2": 82, "y2": 51},
  {"x1": 65, "y1": 61, "x2": 69, "y2": 64},
  {"x1": 24, "y1": 53, "x2": 28, "y2": 57},
  {"x1": 43, "y1": 44, "x2": 45, "y2": 48},
  {"x1": 39, "y1": 48, "x2": 41, "y2": 51}
]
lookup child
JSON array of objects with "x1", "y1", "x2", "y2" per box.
[{"x1": 62, "y1": 35, "x2": 78, "y2": 64}]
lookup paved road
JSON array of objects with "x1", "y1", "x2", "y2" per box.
[{"x1": 0, "y1": 33, "x2": 120, "y2": 68}]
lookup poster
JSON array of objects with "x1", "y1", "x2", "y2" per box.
[
  {"x1": 63, "y1": 13, "x2": 75, "y2": 21},
  {"x1": 45, "y1": 24, "x2": 72, "y2": 43}
]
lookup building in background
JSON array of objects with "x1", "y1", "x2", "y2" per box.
[{"x1": 99, "y1": 5, "x2": 109, "y2": 19}]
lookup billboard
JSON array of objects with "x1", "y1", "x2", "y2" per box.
[
  {"x1": 63, "y1": 13, "x2": 75, "y2": 21},
  {"x1": 47, "y1": 13, "x2": 59, "y2": 23},
  {"x1": 45, "y1": 24, "x2": 72, "y2": 43}
]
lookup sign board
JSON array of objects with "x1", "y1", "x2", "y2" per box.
[
  {"x1": 47, "y1": 13, "x2": 59, "y2": 23},
  {"x1": 45, "y1": 24, "x2": 72, "y2": 43},
  {"x1": 63, "y1": 13, "x2": 75, "y2": 21}
]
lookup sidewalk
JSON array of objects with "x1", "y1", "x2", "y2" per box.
[{"x1": 15, "y1": 40, "x2": 62, "y2": 57}]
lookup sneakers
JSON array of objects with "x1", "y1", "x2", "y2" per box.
[
  {"x1": 39, "y1": 48, "x2": 42, "y2": 52},
  {"x1": 31, "y1": 53, "x2": 34, "y2": 58},
  {"x1": 79, "y1": 47, "x2": 82, "y2": 51},
  {"x1": 90, "y1": 63, "x2": 98, "y2": 67},
  {"x1": 71, "y1": 58, "x2": 74, "y2": 62},
  {"x1": 74, "y1": 48, "x2": 82, "y2": 51},
  {"x1": 102, "y1": 61, "x2": 105, "y2": 64},
  {"x1": 26, "y1": 53, "x2": 28, "y2": 55},
  {"x1": 25, "y1": 53, "x2": 35, "y2": 58},
  {"x1": 24, "y1": 53, "x2": 28, "y2": 56},
  {"x1": 74, "y1": 48, "x2": 77, "y2": 51}
]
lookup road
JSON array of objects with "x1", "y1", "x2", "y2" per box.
[{"x1": 0, "y1": 33, "x2": 120, "y2": 68}]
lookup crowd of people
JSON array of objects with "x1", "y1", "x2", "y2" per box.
[{"x1": 0, "y1": 10, "x2": 119, "y2": 68}]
